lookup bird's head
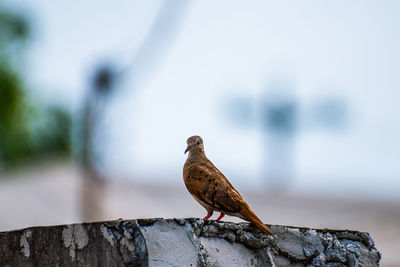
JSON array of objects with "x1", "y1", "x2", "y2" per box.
[{"x1": 185, "y1": 135, "x2": 204, "y2": 154}]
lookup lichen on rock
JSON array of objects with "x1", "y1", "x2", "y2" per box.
[{"x1": 0, "y1": 218, "x2": 380, "y2": 266}]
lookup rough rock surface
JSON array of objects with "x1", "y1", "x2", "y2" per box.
[{"x1": 0, "y1": 218, "x2": 380, "y2": 266}]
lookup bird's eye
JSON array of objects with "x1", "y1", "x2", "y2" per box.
[{"x1": 195, "y1": 140, "x2": 200, "y2": 145}]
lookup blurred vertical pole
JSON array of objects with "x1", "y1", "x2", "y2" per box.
[
  {"x1": 79, "y1": 0, "x2": 190, "y2": 221},
  {"x1": 261, "y1": 81, "x2": 298, "y2": 189},
  {"x1": 81, "y1": 66, "x2": 114, "y2": 222}
]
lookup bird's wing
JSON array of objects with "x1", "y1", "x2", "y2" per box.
[{"x1": 185, "y1": 160, "x2": 244, "y2": 214}]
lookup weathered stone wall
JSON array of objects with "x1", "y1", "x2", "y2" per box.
[{"x1": 0, "y1": 218, "x2": 380, "y2": 266}]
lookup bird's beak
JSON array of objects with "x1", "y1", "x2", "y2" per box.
[{"x1": 184, "y1": 145, "x2": 190, "y2": 154}]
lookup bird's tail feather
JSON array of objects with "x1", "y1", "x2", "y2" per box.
[{"x1": 240, "y1": 205, "x2": 274, "y2": 235}]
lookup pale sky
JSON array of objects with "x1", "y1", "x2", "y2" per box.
[{"x1": 4, "y1": 0, "x2": 400, "y2": 199}]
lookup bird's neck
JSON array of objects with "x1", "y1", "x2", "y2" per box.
[{"x1": 186, "y1": 151, "x2": 207, "y2": 164}]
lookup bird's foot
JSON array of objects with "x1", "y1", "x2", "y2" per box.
[
  {"x1": 216, "y1": 213, "x2": 225, "y2": 221},
  {"x1": 203, "y1": 211, "x2": 213, "y2": 220}
]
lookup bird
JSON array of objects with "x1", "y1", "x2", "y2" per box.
[{"x1": 183, "y1": 135, "x2": 273, "y2": 235}]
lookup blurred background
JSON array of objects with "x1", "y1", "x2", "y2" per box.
[{"x1": 0, "y1": 0, "x2": 399, "y2": 265}]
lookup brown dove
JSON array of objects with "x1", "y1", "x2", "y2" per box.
[{"x1": 183, "y1": 135, "x2": 273, "y2": 235}]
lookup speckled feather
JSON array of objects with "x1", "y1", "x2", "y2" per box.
[
  {"x1": 183, "y1": 136, "x2": 273, "y2": 235},
  {"x1": 184, "y1": 159, "x2": 242, "y2": 214}
]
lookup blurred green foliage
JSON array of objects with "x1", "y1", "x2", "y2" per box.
[{"x1": 0, "y1": 8, "x2": 71, "y2": 169}]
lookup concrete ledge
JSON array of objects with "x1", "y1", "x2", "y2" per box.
[{"x1": 0, "y1": 218, "x2": 380, "y2": 266}]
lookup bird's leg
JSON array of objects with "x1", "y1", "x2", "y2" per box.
[
  {"x1": 203, "y1": 211, "x2": 213, "y2": 220},
  {"x1": 216, "y1": 212, "x2": 225, "y2": 221}
]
